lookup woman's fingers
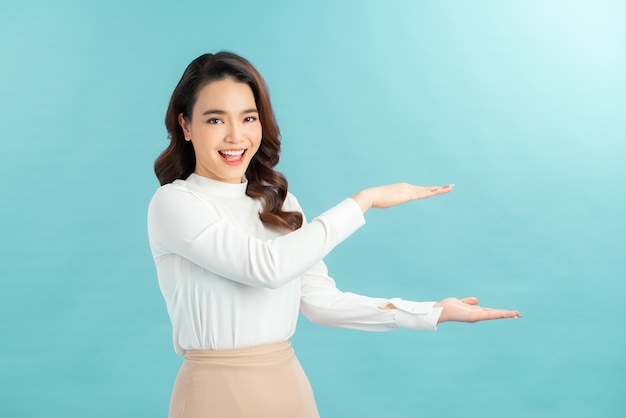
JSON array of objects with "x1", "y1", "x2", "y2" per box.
[
  {"x1": 410, "y1": 184, "x2": 454, "y2": 201},
  {"x1": 429, "y1": 184, "x2": 454, "y2": 195},
  {"x1": 474, "y1": 308, "x2": 521, "y2": 321}
]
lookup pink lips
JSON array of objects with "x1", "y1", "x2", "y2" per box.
[{"x1": 218, "y1": 149, "x2": 247, "y2": 165}]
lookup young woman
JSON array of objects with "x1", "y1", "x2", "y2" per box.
[{"x1": 147, "y1": 51, "x2": 520, "y2": 418}]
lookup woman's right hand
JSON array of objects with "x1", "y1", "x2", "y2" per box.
[
  {"x1": 351, "y1": 183, "x2": 453, "y2": 213},
  {"x1": 435, "y1": 297, "x2": 521, "y2": 323}
]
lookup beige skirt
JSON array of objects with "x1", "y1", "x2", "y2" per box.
[{"x1": 169, "y1": 341, "x2": 320, "y2": 418}]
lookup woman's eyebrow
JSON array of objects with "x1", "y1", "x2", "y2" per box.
[
  {"x1": 201, "y1": 109, "x2": 226, "y2": 116},
  {"x1": 201, "y1": 108, "x2": 258, "y2": 116}
]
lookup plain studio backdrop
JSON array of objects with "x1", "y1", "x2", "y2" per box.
[{"x1": 1, "y1": 1, "x2": 624, "y2": 417}]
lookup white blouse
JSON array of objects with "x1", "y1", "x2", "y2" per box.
[{"x1": 147, "y1": 173, "x2": 442, "y2": 354}]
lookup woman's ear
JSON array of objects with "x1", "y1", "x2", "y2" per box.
[{"x1": 178, "y1": 113, "x2": 192, "y2": 141}]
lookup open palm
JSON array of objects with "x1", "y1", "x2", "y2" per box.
[{"x1": 435, "y1": 297, "x2": 520, "y2": 324}]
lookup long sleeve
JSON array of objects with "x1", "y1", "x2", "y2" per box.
[
  {"x1": 299, "y1": 261, "x2": 443, "y2": 331},
  {"x1": 148, "y1": 174, "x2": 441, "y2": 352},
  {"x1": 147, "y1": 180, "x2": 365, "y2": 290}
]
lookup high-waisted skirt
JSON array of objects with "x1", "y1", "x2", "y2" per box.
[{"x1": 168, "y1": 341, "x2": 320, "y2": 418}]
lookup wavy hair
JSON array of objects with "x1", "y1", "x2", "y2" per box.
[{"x1": 154, "y1": 52, "x2": 303, "y2": 231}]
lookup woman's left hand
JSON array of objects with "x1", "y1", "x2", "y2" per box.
[
  {"x1": 351, "y1": 183, "x2": 453, "y2": 213},
  {"x1": 435, "y1": 297, "x2": 521, "y2": 324}
]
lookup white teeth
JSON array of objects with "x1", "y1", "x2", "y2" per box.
[{"x1": 219, "y1": 150, "x2": 245, "y2": 156}]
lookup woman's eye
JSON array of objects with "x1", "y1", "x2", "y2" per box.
[
  {"x1": 244, "y1": 116, "x2": 257, "y2": 123},
  {"x1": 207, "y1": 118, "x2": 222, "y2": 124}
]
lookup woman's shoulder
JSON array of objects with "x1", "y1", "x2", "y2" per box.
[
  {"x1": 150, "y1": 179, "x2": 194, "y2": 199},
  {"x1": 149, "y1": 178, "x2": 213, "y2": 212},
  {"x1": 159, "y1": 178, "x2": 193, "y2": 192}
]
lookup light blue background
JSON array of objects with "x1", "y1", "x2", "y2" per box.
[{"x1": 1, "y1": 1, "x2": 624, "y2": 417}]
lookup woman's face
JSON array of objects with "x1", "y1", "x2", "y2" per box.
[{"x1": 179, "y1": 77, "x2": 262, "y2": 184}]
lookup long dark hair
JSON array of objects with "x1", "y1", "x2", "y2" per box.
[{"x1": 154, "y1": 52, "x2": 303, "y2": 231}]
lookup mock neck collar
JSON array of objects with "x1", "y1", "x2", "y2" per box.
[{"x1": 186, "y1": 173, "x2": 248, "y2": 198}]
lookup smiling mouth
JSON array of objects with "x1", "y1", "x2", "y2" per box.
[{"x1": 218, "y1": 149, "x2": 246, "y2": 163}]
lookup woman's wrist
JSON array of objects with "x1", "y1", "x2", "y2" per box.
[{"x1": 351, "y1": 189, "x2": 372, "y2": 214}]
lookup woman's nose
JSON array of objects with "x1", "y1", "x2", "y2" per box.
[{"x1": 225, "y1": 123, "x2": 243, "y2": 143}]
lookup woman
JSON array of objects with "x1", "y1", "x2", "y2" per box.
[{"x1": 147, "y1": 51, "x2": 520, "y2": 418}]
